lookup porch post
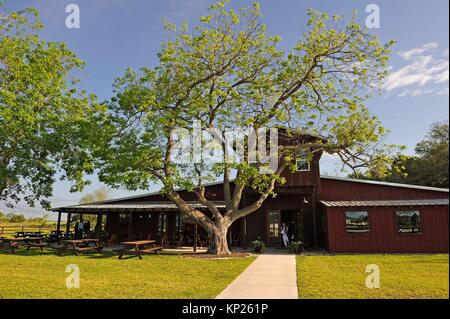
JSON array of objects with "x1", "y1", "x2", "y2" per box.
[
  {"x1": 66, "y1": 212, "x2": 72, "y2": 234},
  {"x1": 96, "y1": 213, "x2": 102, "y2": 238},
  {"x1": 56, "y1": 212, "x2": 62, "y2": 233},
  {"x1": 193, "y1": 224, "x2": 198, "y2": 252}
]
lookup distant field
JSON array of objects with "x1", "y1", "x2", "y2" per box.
[
  {"x1": 0, "y1": 223, "x2": 62, "y2": 237},
  {"x1": 297, "y1": 254, "x2": 449, "y2": 299},
  {"x1": 0, "y1": 249, "x2": 255, "y2": 299}
]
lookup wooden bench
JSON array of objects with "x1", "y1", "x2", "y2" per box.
[
  {"x1": 2, "y1": 239, "x2": 23, "y2": 253},
  {"x1": 116, "y1": 240, "x2": 162, "y2": 260},
  {"x1": 9, "y1": 242, "x2": 20, "y2": 253},
  {"x1": 25, "y1": 242, "x2": 46, "y2": 251},
  {"x1": 58, "y1": 239, "x2": 103, "y2": 256},
  {"x1": 141, "y1": 247, "x2": 162, "y2": 253}
]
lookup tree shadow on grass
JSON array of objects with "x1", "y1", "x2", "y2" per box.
[
  {"x1": 0, "y1": 248, "x2": 118, "y2": 259},
  {"x1": 0, "y1": 248, "x2": 54, "y2": 257}
]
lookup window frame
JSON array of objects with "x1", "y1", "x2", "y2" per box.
[
  {"x1": 396, "y1": 210, "x2": 422, "y2": 234},
  {"x1": 295, "y1": 158, "x2": 311, "y2": 172},
  {"x1": 119, "y1": 213, "x2": 129, "y2": 225},
  {"x1": 267, "y1": 210, "x2": 281, "y2": 239},
  {"x1": 157, "y1": 213, "x2": 169, "y2": 238},
  {"x1": 295, "y1": 151, "x2": 311, "y2": 172},
  {"x1": 344, "y1": 211, "x2": 370, "y2": 234}
]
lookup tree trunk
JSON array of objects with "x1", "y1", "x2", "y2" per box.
[{"x1": 207, "y1": 224, "x2": 231, "y2": 255}]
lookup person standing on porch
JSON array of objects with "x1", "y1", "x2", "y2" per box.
[
  {"x1": 74, "y1": 221, "x2": 79, "y2": 239},
  {"x1": 78, "y1": 220, "x2": 84, "y2": 239},
  {"x1": 281, "y1": 223, "x2": 289, "y2": 248}
]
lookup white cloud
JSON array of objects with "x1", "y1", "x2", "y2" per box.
[
  {"x1": 398, "y1": 87, "x2": 449, "y2": 97},
  {"x1": 399, "y1": 88, "x2": 434, "y2": 97},
  {"x1": 398, "y1": 42, "x2": 438, "y2": 60},
  {"x1": 435, "y1": 87, "x2": 450, "y2": 96},
  {"x1": 384, "y1": 43, "x2": 449, "y2": 97}
]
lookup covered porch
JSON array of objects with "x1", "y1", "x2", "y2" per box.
[{"x1": 52, "y1": 201, "x2": 227, "y2": 252}]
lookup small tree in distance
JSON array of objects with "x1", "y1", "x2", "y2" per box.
[
  {"x1": 96, "y1": 1, "x2": 401, "y2": 254},
  {"x1": 71, "y1": 188, "x2": 111, "y2": 224}
]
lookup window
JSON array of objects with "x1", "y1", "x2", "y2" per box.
[
  {"x1": 119, "y1": 213, "x2": 129, "y2": 225},
  {"x1": 345, "y1": 211, "x2": 369, "y2": 233},
  {"x1": 158, "y1": 213, "x2": 168, "y2": 237},
  {"x1": 174, "y1": 214, "x2": 182, "y2": 241},
  {"x1": 295, "y1": 151, "x2": 310, "y2": 171},
  {"x1": 397, "y1": 211, "x2": 421, "y2": 233},
  {"x1": 268, "y1": 211, "x2": 280, "y2": 238}
]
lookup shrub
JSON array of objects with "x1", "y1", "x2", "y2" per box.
[
  {"x1": 249, "y1": 236, "x2": 266, "y2": 253},
  {"x1": 7, "y1": 213, "x2": 26, "y2": 223},
  {"x1": 288, "y1": 241, "x2": 305, "y2": 254}
]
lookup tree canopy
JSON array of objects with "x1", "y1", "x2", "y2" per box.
[
  {"x1": 353, "y1": 122, "x2": 449, "y2": 188},
  {"x1": 0, "y1": 3, "x2": 102, "y2": 209},
  {"x1": 94, "y1": 1, "x2": 400, "y2": 254}
]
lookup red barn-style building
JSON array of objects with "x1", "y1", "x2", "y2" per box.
[{"x1": 53, "y1": 135, "x2": 449, "y2": 254}]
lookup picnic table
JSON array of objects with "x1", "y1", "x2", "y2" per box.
[
  {"x1": 14, "y1": 231, "x2": 43, "y2": 238},
  {"x1": 116, "y1": 240, "x2": 162, "y2": 260},
  {"x1": 48, "y1": 230, "x2": 72, "y2": 243},
  {"x1": 57, "y1": 239, "x2": 103, "y2": 256},
  {"x1": 2, "y1": 237, "x2": 47, "y2": 253}
]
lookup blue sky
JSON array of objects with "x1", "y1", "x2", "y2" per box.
[{"x1": 1, "y1": 0, "x2": 449, "y2": 218}]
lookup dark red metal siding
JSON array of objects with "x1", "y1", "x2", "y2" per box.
[
  {"x1": 283, "y1": 152, "x2": 322, "y2": 187},
  {"x1": 320, "y1": 178, "x2": 448, "y2": 200},
  {"x1": 326, "y1": 206, "x2": 449, "y2": 253}
]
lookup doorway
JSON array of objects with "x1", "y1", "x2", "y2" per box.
[
  {"x1": 267, "y1": 210, "x2": 281, "y2": 246},
  {"x1": 267, "y1": 209, "x2": 304, "y2": 247},
  {"x1": 281, "y1": 210, "x2": 301, "y2": 244}
]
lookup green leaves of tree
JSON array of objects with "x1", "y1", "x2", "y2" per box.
[
  {"x1": 98, "y1": 1, "x2": 400, "y2": 196},
  {"x1": 0, "y1": 5, "x2": 101, "y2": 209}
]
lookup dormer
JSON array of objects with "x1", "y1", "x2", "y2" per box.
[{"x1": 276, "y1": 128, "x2": 326, "y2": 187}]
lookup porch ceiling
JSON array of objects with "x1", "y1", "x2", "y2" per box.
[{"x1": 52, "y1": 201, "x2": 227, "y2": 213}]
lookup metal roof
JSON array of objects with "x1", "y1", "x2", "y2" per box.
[
  {"x1": 52, "y1": 201, "x2": 227, "y2": 213},
  {"x1": 51, "y1": 175, "x2": 449, "y2": 211},
  {"x1": 320, "y1": 199, "x2": 449, "y2": 208},
  {"x1": 92, "y1": 176, "x2": 448, "y2": 206},
  {"x1": 75, "y1": 179, "x2": 231, "y2": 206},
  {"x1": 320, "y1": 175, "x2": 449, "y2": 193}
]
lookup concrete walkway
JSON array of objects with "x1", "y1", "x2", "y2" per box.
[{"x1": 216, "y1": 253, "x2": 298, "y2": 299}]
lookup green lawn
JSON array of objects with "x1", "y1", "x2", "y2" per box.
[
  {"x1": 0, "y1": 250, "x2": 255, "y2": 299},
  {"x1": 297, "y1": 254, "x2": 449, "y2": 299}
]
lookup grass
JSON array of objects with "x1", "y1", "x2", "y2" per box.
[
  {"x1": 297, "y1": 254, "x2": 449, "y2": 299},
  {"x1": 0, "y1": 249, "x2": 255, "y2": 299}
]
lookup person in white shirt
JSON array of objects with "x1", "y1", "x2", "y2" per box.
[{"x1": 281, "y1": 223, "x2": 289, "y2": 247}]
